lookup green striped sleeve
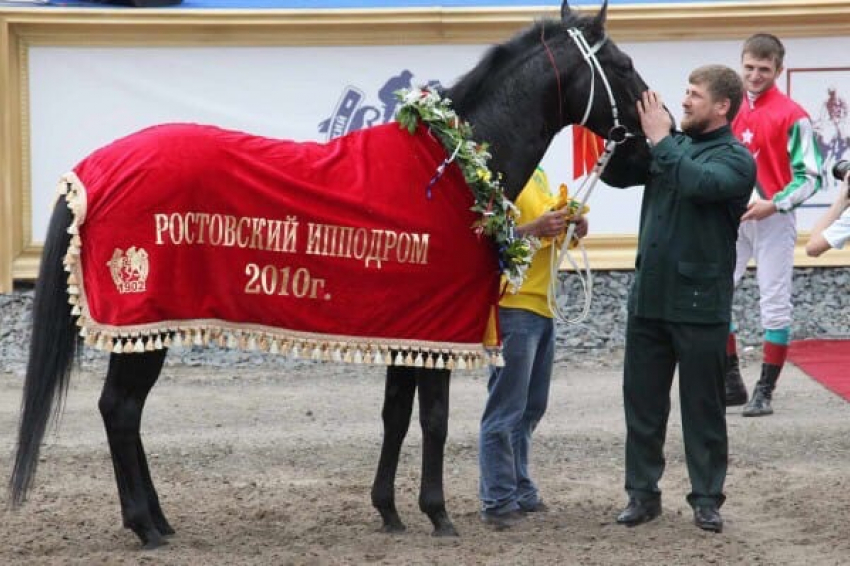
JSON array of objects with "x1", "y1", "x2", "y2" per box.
[{"x1": 773, "y1": 118, "x2": 823, "y2": 212}]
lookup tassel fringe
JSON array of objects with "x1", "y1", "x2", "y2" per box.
[{"x1": 70, "y1": 323, "x2": 499, "y2": 370}]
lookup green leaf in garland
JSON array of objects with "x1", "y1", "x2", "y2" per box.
[{"x1": 394, "y1": 87, "x2": 536, "y2": 290}]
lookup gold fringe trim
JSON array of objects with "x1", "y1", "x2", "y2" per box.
[
  {"x1": 77, "y1": 325, "x2": 502, "y2": 369},
  {"x1": 59, "y1": 171, "x2": 503, "y2": 370}
]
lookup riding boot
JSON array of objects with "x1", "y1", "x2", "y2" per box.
[
  {"x1": 724, "y1": 354, "x2": 748, "y2": 407},
  {"x1": 742, "y1": 363, "x2": 781, "y2": 417}
]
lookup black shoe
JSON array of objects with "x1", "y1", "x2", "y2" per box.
[
  {"x1": 724, "y1": 355, "x2": 748, "y2": 406},
  {"x1": 480, "y1": 509, "x2": 525, "y2": 530},
  {"x1": 693, "y1": 505, "x2": 723, "y2": 533},
  {"x1": 616, "y1": 497, "x2": 661, "y2": 527}
]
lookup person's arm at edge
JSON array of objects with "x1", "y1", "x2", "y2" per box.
[{"x1": 806, "y1": 175, "x2": 850, "y2": 257}]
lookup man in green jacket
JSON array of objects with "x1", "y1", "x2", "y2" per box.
[{"x1": 615, "y1": 65, "x2": 756, "y2": 534}]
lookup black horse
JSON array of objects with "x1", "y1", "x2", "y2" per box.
[{"x1": 9, "y1": 0, "x2": 651, "y2": 549}]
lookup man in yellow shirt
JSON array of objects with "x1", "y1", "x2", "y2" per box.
[{"x1": 479, "y1": 167, "x2": 588, "y2": 529}]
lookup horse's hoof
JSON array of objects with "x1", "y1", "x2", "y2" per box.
[
  {"x1": 141, "y1": 536, "x2": 168, "y2": 551},
  {"x1": 431, "y1": 524, "x2": 459, "y2": 537},
  {"x1": 379, "y1": 521, "x2": 407, "y2": 534},
  {"x1": 427, "y1": 510, "x2": 458, "y2": 537},
  {"x1": 157, "y1": 522, "x2": 176, "y2": 537},
  {"x1": 139, "y1": 528, "x2": 168, "y2": 550}
]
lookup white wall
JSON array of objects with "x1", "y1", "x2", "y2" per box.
[{"x1": 28, "y1": 35, "x2": 850, "y2": 242}]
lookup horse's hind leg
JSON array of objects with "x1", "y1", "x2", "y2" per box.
[
  {"x1": 99, "y1": 349, "x2": 171, "y2": 549},
  {"x1": 371, "y1": 365, "x2": 416, "y2": 533},
  {"x1": 416, "y1": 368, "x2": 457, "y2": 537}
]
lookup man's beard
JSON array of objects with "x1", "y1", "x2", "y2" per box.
[{"x1": 682, "y1": 115, "x2": 711, "y2": 136}]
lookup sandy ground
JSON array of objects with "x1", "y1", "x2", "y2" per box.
[{"x1": 2, "y1": 353, "x2": 850, "y2": 566}]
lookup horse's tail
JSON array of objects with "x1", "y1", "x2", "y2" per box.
[{"x1": 9, "y1": 195, "x2": 79, "y2": 507}]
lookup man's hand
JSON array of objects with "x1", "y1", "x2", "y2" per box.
[
  {"x1": 572, "y1": 215, "x2": 589, "y2": 239},
  {"x1": 517, "y1": 210, "x2": 589, "y2": 240},
  {"x1": 637, "y1": 90, "x2": 673, "y2": 146},
  {"x1": 741, "y1": 198, "x2": 778, "y2": 221},
  {"x1": 517, "y1": 210, "x2": 567, "y2": 238}
]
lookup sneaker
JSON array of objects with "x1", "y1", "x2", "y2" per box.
[
  {"x1": 480, "y1": 509, "x2": 525, "y2": 530},
  {"x1": 519, "y1": 500, "x2": 550, "y2": 513}
]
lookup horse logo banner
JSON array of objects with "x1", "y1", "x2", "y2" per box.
[{"x1": 61, "y1": 121, "x2": 502, "y2": 368}]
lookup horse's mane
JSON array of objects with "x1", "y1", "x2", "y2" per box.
[{"x1": 447, "y1": 13, "x2": 602, "y2": 111}]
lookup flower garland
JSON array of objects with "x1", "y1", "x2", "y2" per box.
[{"x1": 395, "y1": 87, "x2": 537, "y2": 290}]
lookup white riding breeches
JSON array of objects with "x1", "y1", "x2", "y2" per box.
[{"x1": 733, "y1": 212, "x2": 797, "y2": 330}]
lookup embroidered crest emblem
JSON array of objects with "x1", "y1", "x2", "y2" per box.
[{"x1": 107, "y1": 247, "x2": 149, "y2": 294}]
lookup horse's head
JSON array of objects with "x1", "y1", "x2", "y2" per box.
[
  {"x1": 444, "y1": 0, "x2": 653, "y2": 198},
  {"x1": 558, "y1": 0, "x2": 651, "y2": 187}
]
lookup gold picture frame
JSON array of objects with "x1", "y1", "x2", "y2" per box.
[{"x1": 3, "y1": 1, "x2": 850, "y2": 292}]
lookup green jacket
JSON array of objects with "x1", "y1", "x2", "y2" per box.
[{"x1": 628, "y1": 125, "x2": 756, "y2": 324}]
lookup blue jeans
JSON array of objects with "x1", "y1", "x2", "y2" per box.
[{"x1": 479, "y1": 307, "x2": 554, "y2": 514}]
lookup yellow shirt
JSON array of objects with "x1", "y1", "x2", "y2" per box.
[{"x1": 499, "y1": 168, "x2": 558, "y2": 318}]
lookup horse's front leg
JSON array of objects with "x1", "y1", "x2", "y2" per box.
[
  {"x1": 371, "y1": 365, "x2": 416, "y2": 533},
  {"x1": 99, "y1": 350, "x2": 171, "y2": 550},
  {"x1": 416, "y1": 367, "x2": 458, "y2": 537}
]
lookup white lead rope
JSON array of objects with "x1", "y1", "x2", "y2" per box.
[
  {"x1": 547, "y1": 228, "x2": 593, "y2": 325},
  {"x1": 547, "y1": 138, "x2": 620, "y2": 324}
]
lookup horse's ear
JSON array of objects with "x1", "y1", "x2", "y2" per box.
[
  {"x1": 560, "y1": 0, "x2": 571, "y2": 22},
  {"x1": 593, "y1": 0, "x2": 609, "y2": 28}
]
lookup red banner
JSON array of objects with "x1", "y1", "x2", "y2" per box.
[
  {"x1": 571, "y1": 125, "x2": 604, "y2": 179},
  {"x1": 62, "y1": 123, "x2": 501, "y2": 368}
]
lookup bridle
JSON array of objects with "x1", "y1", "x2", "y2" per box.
[
  {"x1": 541, "y1": 26, "x2": 644, "y2": 324},
  {"x1": 568, "y1": 26, "x2": 637, "y2": 145}
]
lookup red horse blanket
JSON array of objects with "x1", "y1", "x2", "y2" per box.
[{"x1": 62, "y1": 123, "x2": 501, "y2": 368}]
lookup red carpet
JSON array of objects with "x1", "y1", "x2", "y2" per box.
[{"x1": 788, "y1": 339, "x2": 850, "y2": 401}]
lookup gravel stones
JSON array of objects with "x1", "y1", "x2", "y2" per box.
[{"x1": 2, "y1": 267, "x2": 849, "y2": 376}]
